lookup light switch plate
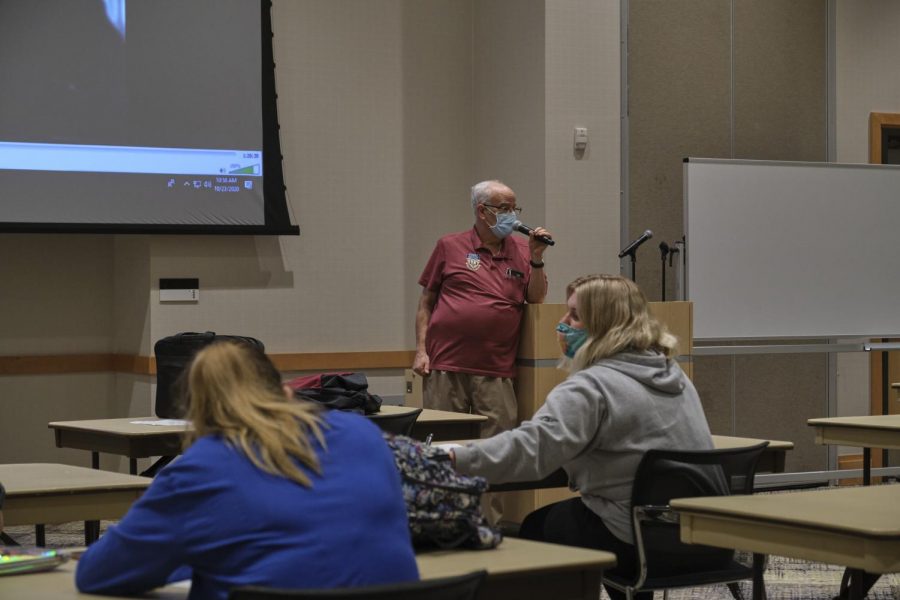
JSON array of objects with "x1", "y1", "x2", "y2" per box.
[{"x1": 159, "y1": 278, "x2": 199, "y2": 303}]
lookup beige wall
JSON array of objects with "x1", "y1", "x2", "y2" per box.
[
  {"x1": 835, "y1": 0, "x2": 900, "y2": 164},
  {"x1": 0, "y1": 0, "x2": 620, "y2": 467},
  {"x1": 545, "y1": 0, "x2": 621, "y2": 300},
  {"x1": 833, "y1": 0, "x2": 900, "y2": 450}
]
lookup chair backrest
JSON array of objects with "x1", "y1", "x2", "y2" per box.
[
  {"x1": 370, "y1": 408, "x2": 423, "y2": 436},
  {"x1": 629, "y1": 441, "x2": 769, "y2": 577},
  {"x1": 229, "y1": 570, "x2": 486, "y2": 600}
]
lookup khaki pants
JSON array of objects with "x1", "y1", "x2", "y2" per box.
[{"x1": 423, "y1": 370, "x2": 517, "y2": 526}]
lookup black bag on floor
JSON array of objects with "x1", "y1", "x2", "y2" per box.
[{"x1": 154, "y1": 331, "x2": 264, "y2": 418}]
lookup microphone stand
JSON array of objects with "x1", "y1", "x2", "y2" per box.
[
  {"x1": 618, "y1": 230, "x2": 653, "y2": 282},
  {"x1": 623, "y1": 248, "x2": 638, "y2": 282},
  {"x1": 659, "y1": 242, "x2": 670, "y2": 301}
]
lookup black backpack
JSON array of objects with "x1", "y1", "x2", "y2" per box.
[
  {"x1": 154, "y1": 332, "x2": 264, "y2": 418},
  {"x1": 285, "y1": 372, "x2": 383, "y2": 415}
]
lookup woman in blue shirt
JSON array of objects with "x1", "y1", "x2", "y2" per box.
[{"x1": 76, "y1": 341, "x2": 418, "y2": 599}]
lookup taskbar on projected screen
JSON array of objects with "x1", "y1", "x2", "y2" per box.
[
  {"x1": 1, "y1": 169, "x2": 262, "y2": 200},
  {"x1": 0, "y1": 141, "x2": 263, "y2": 178}
]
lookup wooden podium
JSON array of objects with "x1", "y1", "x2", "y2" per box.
[{"x1": 505, "y1": 301, "x2": 694, "y2": 523}]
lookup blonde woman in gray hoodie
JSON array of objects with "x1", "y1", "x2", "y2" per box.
[{"x1": 451, "y1": 274, "x2": 714, "y2": 600}]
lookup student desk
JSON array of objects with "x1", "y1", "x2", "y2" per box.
[
  {"x1": 0, "y1": 463, "x2": 149, "y2": 546},
  {"x1": 48, "y1": 406, "x2": 485, "y2": 474},
  {"x1": 0, "y1": 538, "x2": 615, "y2": 600},
  {"x1": 672, "y1": 484, "x2": 900, "y2": 600},
  {"x1": 416, "y1": 537, "x2": 615, "y2": 600},
  {"x1": 376, "y1": 405, "x2": 487, "y2": 441},
  {"x1": 808, "y1": 414, "x2": 900, "y2": 485},
  {"x1": 477, "y1": 434, "x2": 794, "y2": 493},
  {"x1": 711, "y1": 435, "x2": 793, "y2": 474}
]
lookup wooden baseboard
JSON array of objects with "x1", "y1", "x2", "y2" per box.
[{"x1": 0, "y1": 350, "x2": 417, "y2": 377}]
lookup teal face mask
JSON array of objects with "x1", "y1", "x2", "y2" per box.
[
  {"x1": 488, "y1": 210, "x2": 517, "y2": 239},
  {"x1": 556, "y1": 322, "x2": 588, "y2": 359}
]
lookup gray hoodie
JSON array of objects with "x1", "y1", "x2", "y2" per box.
[{"x1": 453, "y1": 350, "x2": 713, "y2": 544}]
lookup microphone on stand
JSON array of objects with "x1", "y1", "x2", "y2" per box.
[
  {"x1": 668, "y1": 244, "x2": 680, "y2": 267},
  {"x1": 618, "y1": 230, "x2": 653, "y2": 258},
  {"x1": 513, "y1": 221, "x2": 555, "y2": 246}
]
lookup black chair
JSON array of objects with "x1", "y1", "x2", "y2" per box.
[
  {"x1": 602, "y1": 442, "x2": 770, "y2": 600},
  {"x1": 228, "y1": 570, "x2": 486, "y2": 600},
  {"x1": 370, "y1": 407, "x2": 423, "y2": 436}
]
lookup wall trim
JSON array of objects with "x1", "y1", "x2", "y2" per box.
[{"x1": 0, "y1": 351, "x2": 416, "y2": 376}]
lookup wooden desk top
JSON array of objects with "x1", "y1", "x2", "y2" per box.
[
  {"x1": 0, "y1": 463, "x2": 150, "y2": 496},
  {"x1": 0, "y1": 538, "x2": 614, "y2": 600},
  {"x1": 415, "y1": 537, "x2": 614, "y2": 578},
  {"x1": 48, "y1": 417, "x2": 189, "y2": 436},
  {"x1": 711, "y1": 434, "x2": 793, "y2": 451},
  {"x1": 48, "y1": 407, "x2": 486, "y2": 435},
  {"x1": 808, "y1": 415, "x2": 900, "y2": 450},
  {"x1": 376, "y1": 405, "x2": 488, "y2": 424},
  {"x1": 0, "y1": 561, "x2": 186, "y2": 599},
  {"x1": 808, "y1": 414, "x2": 900, "y2": 430},
  {"x1": 445, "y1": 434, "x2": 794, "y2": 492},
  {"x1": 673, "y1": 484, "x2": 900, "y2": 538},
  {"x1": 673, "y1": 485, "x2": 900, "y2": 573},
  {"x1": 0, "y1": 464, "x2": 149, "y2": 528},
  {"x1": 446, "y1": 434, "x2": 792, "y2": 451}
]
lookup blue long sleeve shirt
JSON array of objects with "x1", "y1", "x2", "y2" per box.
[{"x1": 76, "y1": 410, "x2": 419, "y2": 599}]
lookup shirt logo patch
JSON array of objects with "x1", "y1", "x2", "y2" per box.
[{"x1": 466, "y1": 253, "x2": 481, "y2": 271}]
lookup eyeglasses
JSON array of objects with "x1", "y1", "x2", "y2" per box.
[{"x1": 483, "y1": 204, "x2": 522, "y2": 215}]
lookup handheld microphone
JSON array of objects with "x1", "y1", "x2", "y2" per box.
[
  {"x1": 618, "y1": 229, "x2": 653, "y2": 258},
  {"x1": 513, "y1": 221, "x2": 555, "y2": 246}
]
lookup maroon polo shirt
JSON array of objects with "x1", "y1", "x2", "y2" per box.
[{"x1": 419, "y1": 228, "x2": 533, "y2": 378}]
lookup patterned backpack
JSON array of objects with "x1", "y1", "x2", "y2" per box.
[{"x1": 384, "y1": 434, "x2": 503, "y2": 550}]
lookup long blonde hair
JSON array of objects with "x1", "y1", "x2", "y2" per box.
[
  {"x1": 183, "y1": 341, "x2": 324, "y2": 487},
  {"x1": 567, "y1": 274, "x2": 678, "y2": 372}
]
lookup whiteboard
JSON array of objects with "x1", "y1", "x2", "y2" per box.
[{"x1": 684, "y1": 158, "x2": 900, "y2": 340}]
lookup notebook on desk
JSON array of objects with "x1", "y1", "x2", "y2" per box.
[{"x1": 0, "y1": 547, "x2": 69, "y2": 576}]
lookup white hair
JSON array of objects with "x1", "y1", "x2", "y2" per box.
[{"x1": 470, "y1": 180, "x2": 505, "y2": 209}]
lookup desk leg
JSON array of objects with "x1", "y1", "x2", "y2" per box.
[
  {"x1": 752, "y1": 553, "x2": 767, "y2": 600},
  {"x1": 0, "y1": 532, "x2": 19, "y2": 545},
  {"x1": 85, "y1": 521, "x2": 100, "y2": 545},
  {"x1": 35, "y1": 524, "x2": 45, "y2": 547},
  {"x1": 863, "y1": 447, "x2": 871, "y2": 486},
  {"x1": 92, "y1": 451, "x2": 99, "y2": 470},
  {"x1": 129, "y1": 458, "x2": 137, "y2": 475},
  {"x1": 839, "y1": 568, "x2": 880, "y2": 600}
]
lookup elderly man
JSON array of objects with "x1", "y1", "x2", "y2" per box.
[{"x1": 414, "y1": 180, "x2": 551, "y2": 523}]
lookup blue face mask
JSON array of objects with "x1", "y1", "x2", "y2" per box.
[
  {"x1": 488, "y1": 209, "x2": 517, "y2": 239},
  {"x1": 556, "y1": 322, "x2": 588, "y2": 359}
]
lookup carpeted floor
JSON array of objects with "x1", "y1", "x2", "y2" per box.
[{"x1": 4, "y1": 522, "x2": 898, "y2": 598}]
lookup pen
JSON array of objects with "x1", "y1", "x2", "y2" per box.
[{"x1": 425, "y1": 433, "x2": 433, "y2": 446}]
